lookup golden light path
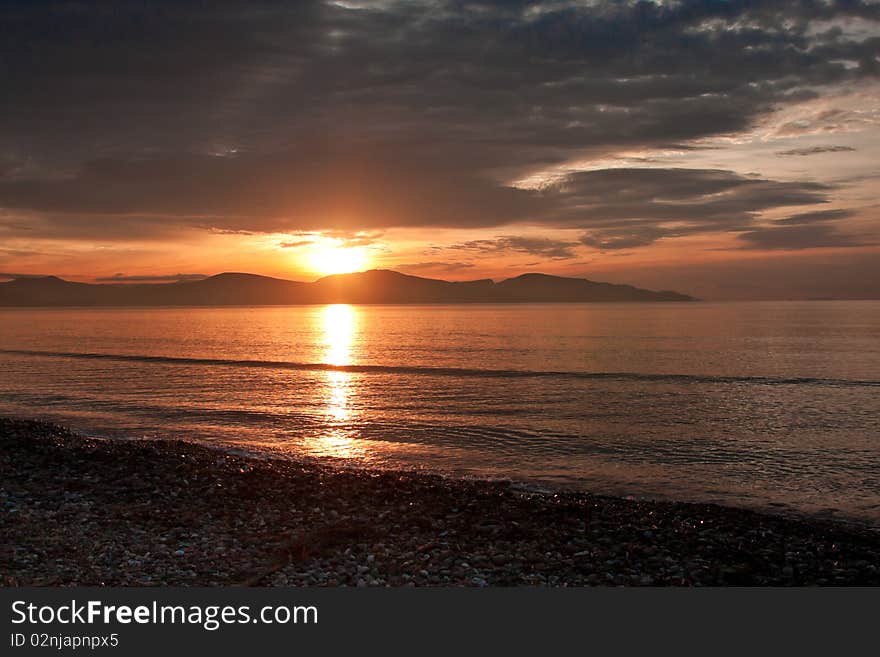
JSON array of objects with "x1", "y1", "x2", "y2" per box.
[{"x1": 311, "y1": 304, "x2": 364, "y2": 459}]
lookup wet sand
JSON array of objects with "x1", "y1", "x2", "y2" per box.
[{"x1": 2, "y1": 417, "x2": 879, "y2": 586}]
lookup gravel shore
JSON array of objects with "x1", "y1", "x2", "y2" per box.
[{"x1": 2, "y1": 417, "x2": 879, "y2": 586}]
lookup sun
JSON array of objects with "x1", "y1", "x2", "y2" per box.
[{"x1": 306, "y1": 239, "x2": 370, "y2": 276}]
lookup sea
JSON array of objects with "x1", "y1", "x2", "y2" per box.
[{"x1": 1, "y1": 301, "x2": 878, "y2": 524}]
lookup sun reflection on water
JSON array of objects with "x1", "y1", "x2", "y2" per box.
[
  {"x1": 323, "y1": 304, "x2": 356, "y2": 367},
  {"x1": 312, "y1": 304, "x2": 364, "y2": 459}
]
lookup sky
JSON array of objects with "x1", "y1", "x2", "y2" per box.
[{"x1": 1, "y1": 0, "x2": 879, "y2": 299}]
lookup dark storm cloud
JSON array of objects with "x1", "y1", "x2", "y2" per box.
[
  {"x1": 94, "y1": 273, "x2": 207, "y2": 282},
  {"x1": 0, "y1": 0, "x2": 877, "y2": 240},
  {"x1": 738, "y1": 224, "x2": 873, "y2": 250},
  {"x1": 775, "y1": 145, "x2": 857, "y2": 157}
]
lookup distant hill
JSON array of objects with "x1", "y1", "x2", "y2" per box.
[{"x1": 0, "y1": 270, "x2": 695, "y2": 306}]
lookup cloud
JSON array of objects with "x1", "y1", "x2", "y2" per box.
[
  {"x1": 775, "y1": 145, "x2": 856, "y2": 156},
  {"x1": 94, "y1": 273, "x2": 208, "y2": 282},
  {"x1": 279, "y1": 239, "x2": 314, "y2": 249},
  {"x1": 771, "y1": 107, "x2": 878, "y2": 138},
  {"x1": 0, "y1": 158, "x2": 837, "y2": 251},
  {"x1": 562, "y1": 168, "x2": 833, "y2": 248},
  {"x1": 580, "y1": 227, "x2": 680, "y2": 250},
  {"x1": 0, "y1": 248, "x2": 41, "y2": 258},
  {"x1": 0, "y1": 0, "x2": 876, "y2": 248},
  {"x1": 4, "y1": 3, "x2": 878, "y2": 156},
  {"x1": 774, "y1": 209, "x2": 855, "y2": 225},
  {"x1": 738, "y1": 224, "x2": 873, "y2": 250},
  {"x1": 551, "y1": 168, "x2": 830, "y2": 220},
  {"x1": 395, "y1": 262, "x2": 477, "y2": 275},
  {"x1": 436, "y1": 236, "x2": 582, "y2": 260},
  {"x1": 209, "y1": 228, "x2": 256, "y2": 236},
  {"x1": 0, "y1": 148, "x2": 542, "y2": 233}
]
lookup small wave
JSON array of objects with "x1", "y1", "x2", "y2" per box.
[{"x1": 2, "y1": 348, "x2": 878, "y2": 388}]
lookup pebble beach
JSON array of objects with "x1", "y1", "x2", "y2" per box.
[{"x1": 3, "y1": 417, "x2": 879, "y2": 587}]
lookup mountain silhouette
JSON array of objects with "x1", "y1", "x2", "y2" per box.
[{"x1": 0, "y1": 270, "x2": 695, "y2": 306}]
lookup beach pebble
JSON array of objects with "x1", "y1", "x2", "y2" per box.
[{"x1": 3, "y1": 417, "x2": 880, "y2": 588}]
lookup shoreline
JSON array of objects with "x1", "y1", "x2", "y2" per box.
[{"x1": 2, "y1": 417, "x2": 879, "y2": 586}]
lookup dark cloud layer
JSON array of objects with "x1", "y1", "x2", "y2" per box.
[
  {"x1": 0, "y1": 160, "x2": 839, "y2": 250},
  {"x1": 564, "y1": 168, "x2": 834, "y2": 249},
  {"x1": 738, "y1": 224, "x2": 872, "y2": 250},
  {"x1": 1, "y1": 0, "x2": 878, "y2": 247},
  {"x1": 0, "y1": 147, "x2": 541, "y2": 232},
  {"x1": 735, "y1": 206, "x2": 874, "y2": 250}
]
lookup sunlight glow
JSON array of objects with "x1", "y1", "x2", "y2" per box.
[
  {"x1": 322, "y1": 303, "x2": 357, "y2": 367},
  {"x1": 306, "y1": 238, "x2": 370, "y2": 276},
  {"x1": 309, "y1": 304, "x2": 364, "y2": 459}
]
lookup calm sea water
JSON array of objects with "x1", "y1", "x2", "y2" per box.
[{"x1": 1, "y1": 302, "x2": 879, "y2": 523}]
